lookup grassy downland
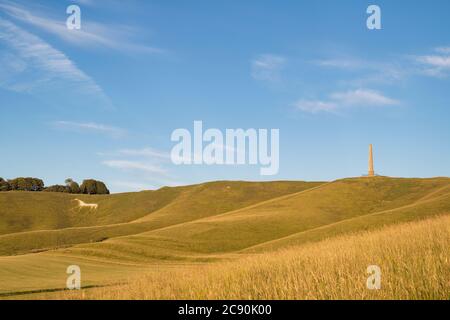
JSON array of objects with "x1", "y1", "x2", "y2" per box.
[
  {"x1": 62, "y1": 177, "x2": 450, "y2": 262},
  {"x1": 0, "y1": 181, "x2": 320, "y2": 256},
  {"x1": 0, "y1": 188, "x2": 180, "y2": 234},
  {"x1": 57, "y1": 215, "x2": 450, "y2": 300},
  {"x1": 0, "y1": 177, "x2": 448, "y2": 299}
]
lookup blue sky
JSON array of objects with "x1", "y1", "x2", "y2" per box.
[{"x1": 1, "y1": 0, "x2": 449, "y2": 193}]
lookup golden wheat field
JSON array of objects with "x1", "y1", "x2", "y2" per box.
[{"x1": 56, "y1": 215, "x2": 449, "y2": 300}]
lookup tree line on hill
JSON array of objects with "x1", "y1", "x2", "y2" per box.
[{"x1": 0, "y1": 177, "x2": 109, "y2": 194}]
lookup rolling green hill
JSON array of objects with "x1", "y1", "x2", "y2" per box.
[
  {"x1": 0, "y1": 177, "x2": 449, "y2": 298},
  {"x1": 0, "y1": 181, "x2": 321, "y2": 255},
  {"x1": 62, "y1": 176, "x2": 450, "y2": 260},
  {"x1": 0, "y1": 188, "x2": 180, "y2": 235}
]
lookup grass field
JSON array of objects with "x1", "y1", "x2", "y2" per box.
[
  {"x1": 0, "y1": 177, "x2": 449, "y2": 299},
  {"x1": 0, "y1": 181, "x2": 319, "y2": 256},
  {"x1": 56, "y1": 215, "x2": 450, "y2": 300}
]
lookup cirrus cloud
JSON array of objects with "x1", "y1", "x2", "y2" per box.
[
  {"x1": 52, "y1": 121, "x2": 126, "y2": 138},
  {"x1": 416, "y1": 49, "x2": 450, "y2": 77},
  {"x1": 0, "y1": 17, "x2": 112, "y2": 107},
  {"x1": 330, "y1": 89, "x2": 400, "y2": 106},
  {"x1": 294, "y1": 89, "x2": 399, "y2": 114},
  {"x1": 102, "y1": 160, "x2": 167, "y2": 175},
  {"x1": 251, "y1": 54, "x2": 286, "y2": 82},
  {"x1": 0, "y1": 1, "x2": 164, "y2": 54}
]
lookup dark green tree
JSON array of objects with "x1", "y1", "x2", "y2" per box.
[
  {"x1": 8, "y1": 177, "x2": 44, "y2": 191},
  {"x1": 44, "y1": 185, "x2": 70, "y2": 193},
  {"x1": 80, "y1": 179, "x2": 96, "y2": 194},
  {"x1": 0, "y1": 178, "x2": 10, "y2": 191},
  {"x1": 80, "y1": 179, "x2": 109, "y2": 195},
  {"x1": 95, "y1": 180, "x2": 110, "y2": 195},
  {"x1": 65, "y1": 178, "x2": 81, "y2": 194},
  {"x1": 8, "y1": 178, "x2": 18, "y2": 190}
]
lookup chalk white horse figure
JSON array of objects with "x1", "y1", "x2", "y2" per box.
[{"x1": 73, "y1": 199, "x2": 98, "y2": 211}]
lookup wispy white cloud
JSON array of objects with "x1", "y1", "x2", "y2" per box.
[
  {"x1": 314, "y1": 58, "x2": 363, "y2": 70},
  {"x1": 52, "y1": 121, "x2": 126, "y2": 138},
  {"x1": 415, "y1": 48, "x2": 450, "y2": 77},
  {"x1": 294, "y1": 100, "x2": 337, "y2": 113},
  {"x1": 99, "y1": 146, "x2": 183, "y2": 189},
  {"x1": 417, "y1": 55, "x2": 450, "y2": 68},
  {"x1": 102, "y1": 160, "x2": 167, "y2": 175},
  {"x1": 0, "y1": 17, "x2": 109, "y2": 102},
  {"x1": 435, "y1": 46, "x2": 450, "y2": 54},
  {"x1": 117, "y1": 147, "x2": 171, "y2": 160},
  {"x1": 251, "y1": 54, "x2": 286, "y2": 82},
  {"x1": 0, "y1": 1, "x2": 163, "y2": 54},
  {"x1": 104, "y1": 145, "x2": 242, "y2": 166},
  {"x1": 330, "y1": 89, "x2": 399, "y2": 107},
  {"x1": 97, "y1": 147, "x2": 172, "y2": 161},
  {"x1": 294, "y1": 89, "x2": 399, "y2": 114},
  {"x1": 314, "y1": 56, "x2": 406, "y2": 86},
  {"x1": 316, "y1": 47, "x2": 450, "y2": 81}
]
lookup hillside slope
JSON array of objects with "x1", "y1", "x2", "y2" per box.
[
  {"x1": 57, "y1": 215, "x2": 450, "y2": 300},
  {"x1": 0, "y1": 181, "x2": 321, "y2": 255},
  {"x1": 0, "y1": 177, "x2": 449, "y2": 297},
  {"x1": 0, "y1": 188, "x2": 180, "y2": 235},
  {"x1": 63, "y1": 177, "x2": 450, "y2": 261}
]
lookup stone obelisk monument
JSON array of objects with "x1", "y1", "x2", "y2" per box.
[{"x1": 368, "y1": 144, "x2": 375, "y2": 177}]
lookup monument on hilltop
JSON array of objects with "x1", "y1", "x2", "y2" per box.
[{"x1": 368, "y1": 144, "x2": 375, "y2": 177}]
